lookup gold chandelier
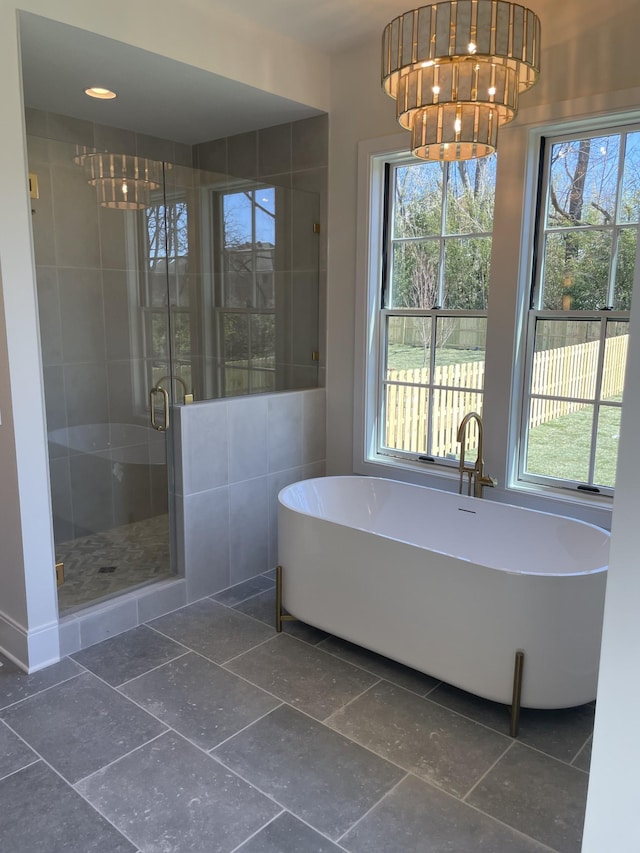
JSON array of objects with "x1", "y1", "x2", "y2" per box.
[
  {"x1": 382, "y1": 1, "x2": 541, "y2": 160},
  {"x1": 73, "y1": 147, "x2": 164, "y2": 209}
]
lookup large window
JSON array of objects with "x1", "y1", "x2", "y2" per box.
[
  {"x1": 378, "y1": 154, "x2": 496, "y2": 465},
  {"x1": 519, "y1": 128, "x2": 640, "y2": 495}
]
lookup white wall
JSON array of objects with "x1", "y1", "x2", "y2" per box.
[
  {"x1": 0, "y1": 260, "x2": 30, "y2": 655},
  {"x1": 324, "y1": 2, "x2": 640, "y2": 848},
  {"x1": 581, "y1": 237, "x2": 640, "y2": 851},
  {"x1": 0, "y1": 4, "x2": 59, "y2": 669},
  {"x1": 0, "y1": 0, "x2": 329, "y2": 671},
  {"x1": 326, "y1": 36, "x2": 398, "y2": 474}
]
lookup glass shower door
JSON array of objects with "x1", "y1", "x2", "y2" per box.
[{"x1": 29, "y1": 137, "x2": 177, "y2": 612}]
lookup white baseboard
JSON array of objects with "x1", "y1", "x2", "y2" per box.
[{"x1": 0, "y1": 608, "x2": 60, "y2": 673}]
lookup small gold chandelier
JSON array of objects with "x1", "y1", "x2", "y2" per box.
[
  {"x1": 382, "y1": 1, "x2": 541, "y2": 161},
  {"x1": 73, "y1": 147, "x2": 164, "y2": 209}
]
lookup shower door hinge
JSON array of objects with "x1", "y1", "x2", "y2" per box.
[
  {"x1": 29, "y1": 172, "x2": 39, "y2": 199},
  {"x1": 313, "y1": 223, "x2": 321, "y2": 234},
  {"x1": 55, "y1": 561, "x2": 65, "y2": 586}
]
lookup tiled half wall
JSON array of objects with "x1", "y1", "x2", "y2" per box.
[{"x1": 174, "y1": 389, "x2": 326, "y2": 600}]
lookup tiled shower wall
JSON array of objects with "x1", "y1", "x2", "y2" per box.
[{"x1": 194, "y1": 115, "x2": 328, "y2": 384}]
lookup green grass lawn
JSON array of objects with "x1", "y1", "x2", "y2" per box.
[
  {"x1": 388, "y1": 344, "x2": 485, "y2": 370},
  {"x1": 526, "y1": 403, "x2": 621, "y2": 488}
]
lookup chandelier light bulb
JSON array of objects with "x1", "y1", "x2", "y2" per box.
[{"x1": 381, "y1": 0, "x2": 541, "y2": 160}]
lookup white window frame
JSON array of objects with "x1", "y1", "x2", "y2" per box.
[
  {"x1": 355, "y1": 135, "x2": 481, "y2": 489},
  {"x1": 377, "y1": 152, "x2": 493, "y2": 467},
  {"x1": 354, "y1": 111, "x2": 640, "y2": 526},
  {"x1": 516, "y1": 123, "x2": 638, "y2": 498}
]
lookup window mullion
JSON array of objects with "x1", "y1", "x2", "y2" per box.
[
  {"x1": 251, "y1": 190, "x2": 258, "y2": 307},
  {"x1": 438, "y1": 165, "x2": 448, "y2": 306},
  {"x1": 378, "y1": 311, "x2": 390, "y2": 455},
  {"x1": 587, "y1": 319, "x2": 609, "y2": 485},
  {"x1": 426, "y1": 316, "x2": 437, "y2": 455},
  {"x1": 606, "y1": 134, "x2": 628, "y2": 308},
  {"x1": 532, "y1": 144, "x2": 553, "y2": 310},
  {"x1": 518, "y1": 311, "x2": 538, "y2": 481}
]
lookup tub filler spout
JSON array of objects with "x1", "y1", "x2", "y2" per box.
[{"x1": 457, "y1": 412, "x2": 497, "y2": 498}]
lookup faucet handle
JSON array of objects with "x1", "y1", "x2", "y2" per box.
[{"x1": 478, "y1": 474, "x2": 498, "y2": 488}]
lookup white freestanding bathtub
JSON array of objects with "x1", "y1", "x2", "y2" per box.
[{"x1": 278, "y1": 476, "x2": 609, "y2": 710}]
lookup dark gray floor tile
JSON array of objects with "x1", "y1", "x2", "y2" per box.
[
  {"x1": 213, "y1": 704, "x2": 404, "y2": 840},
  {"x1": 235, "y1": 588, "x2": 329, "y2": 644},
  {"x1": 226, "y1": 634, "x2": 378, "y2": 720},
  {"x1": 212, "y1": 575, "x2": 275, "y2": 607},
  {"x1": 467, "y1": 742, "x2": 589, "y2": 852},
  {"x1": 1, "y1": 672, "x2": 166, "y2": 783},
  {"x1": 517, "y1": 704, "x2": 595, "y2": 764},
  {"x1": 328, "y1": 681, "x2": 510, "y2": 798},
  {"x1": 0, "y1": 761, "x2": 135, "y2": 852},
  {"x1": 342, "y1": 774, "x2": 548, "y2": 852},
  {"x1": 426, "y1": 682, "x2": 514, "y2": 734},
  {"x1": 0, "y1": 719, "x2": 37, "y2": 779},
  {"x1": 0, "y1": 654, "x2": 83, "y2": 709},
  {"x1": 120, "y1": 652, "x2": 280, "y2": 749},
  {"x1": 429, "y1": 682, "x2": 595, "y2": 761},
  {"x1": 317, "y1": 635, "x2": 440, "y2": 696},
  {"x1": 572, "y1": 737, "x2": 592, "y2": 772},
  {"x1": 149, "y1": 599, "x2": 273, "y2": 663},
  {"x1": 77, "y1": 731, "x2": 279, "y2": 853},
  {"x1": 237, "y1": 812, "x2": 343, "y2": 852},
  {"x1": 71, "y1": 625, "x2": 187, "y2": 686}
]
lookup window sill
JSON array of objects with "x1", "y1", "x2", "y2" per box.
[{"x1": 506, "y1": 477, "x2": 613, "y2": 514}]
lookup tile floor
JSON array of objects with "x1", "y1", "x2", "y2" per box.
[{"x1": 0, "y1": 571, "x2": 593, "y2": 852}]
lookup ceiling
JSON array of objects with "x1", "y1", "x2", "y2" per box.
[
  {"x1": 19, "y1": 1, "x2": 556, "y2": 146},
  {"x1": 18, "y1": 12, "x2": 327, "y2": 146}
]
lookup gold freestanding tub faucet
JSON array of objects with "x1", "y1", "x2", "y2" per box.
[{"x1": 456, "y1": 412, "x2": 497, "y2": 498}]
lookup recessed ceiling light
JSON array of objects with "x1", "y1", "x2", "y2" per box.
[{"x1": 84, "y1": 87, "x2": 117, "y2": 100}]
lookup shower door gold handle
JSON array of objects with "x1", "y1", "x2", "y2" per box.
[{"x1": 150, "y1": 385, "x2": 170, "y2": 431}]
